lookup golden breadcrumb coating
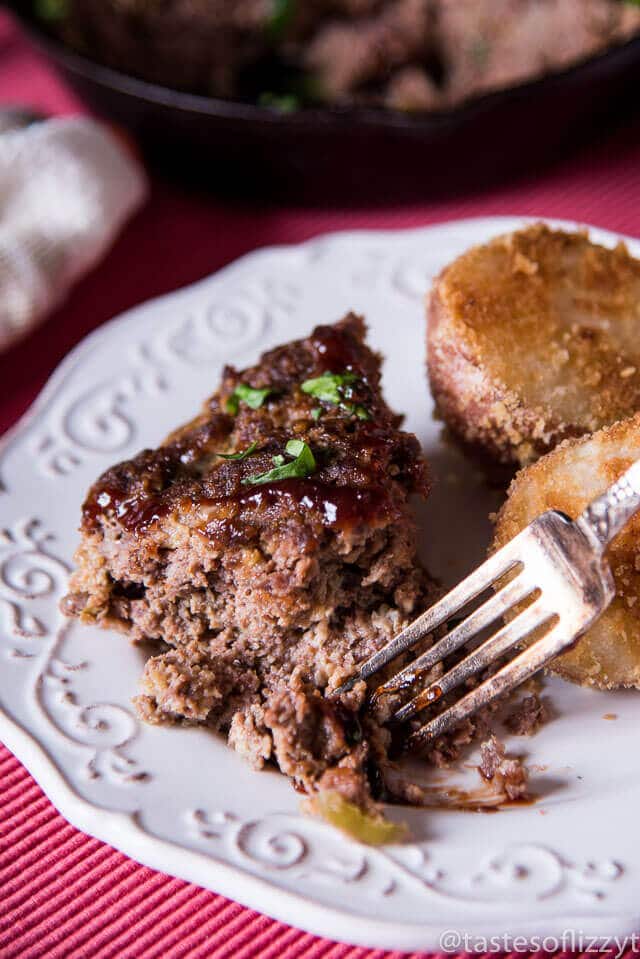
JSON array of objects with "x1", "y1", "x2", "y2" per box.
[
  {"x1": 428, "y1": 224, "x2": 640, "y2": 467},
  {"x1": 493, "y1": 414, "x2": 640, "y2": 689}
]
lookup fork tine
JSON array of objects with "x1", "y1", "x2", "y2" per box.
[
  {"x1": 408, "y1": 614, "x2": 570, "y2": 747},
  {"x1": 373, "y1": 570, "x2": 535, "y2": 705},
  {"x1": 335, "y1": 536, "x2": 527, "y2": 694},
  {"x1": 394, "y1": 599, "x2": 548, "y2": 722}
]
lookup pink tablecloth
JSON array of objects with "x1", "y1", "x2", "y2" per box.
[{"x1": 2, "y1": 12, "x2": 640, "y2": 959}]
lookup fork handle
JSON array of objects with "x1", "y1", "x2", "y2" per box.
[{"x1": 577, "y1": 458, "x2": 640, "y2": 551}]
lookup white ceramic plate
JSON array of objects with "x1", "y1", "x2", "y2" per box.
[{"x1": 2, "y1": 217, "x2": 639, "y2": 952}]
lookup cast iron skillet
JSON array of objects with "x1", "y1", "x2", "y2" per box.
[{"x1": 9, "y1": 3, "x2": 640, "y2": 201}]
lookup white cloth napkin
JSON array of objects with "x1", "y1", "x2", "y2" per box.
[{"x1": 0, "y1": 115, "x2": 148, "y2": 352}]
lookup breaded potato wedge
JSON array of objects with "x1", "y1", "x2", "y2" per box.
[
  {"x1": 428, "y1": 224, "x2": 640, "y2": 468},
  {"x1": 493, "y1": 414, "x2": 640, "y2": 689}
]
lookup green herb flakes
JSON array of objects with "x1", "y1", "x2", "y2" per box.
[
  {"x1": 258, "y1": 92, "x2": 300, "y2": 113},
  {"x1": 267, "y1": 0, "x2": 296, "y2": 40},
  {"x1": 36, "y1": 0, "x2": 68, "y2": 21},
  {"x1": 216, "y1": 441, "x2": 258, "y2": 461},
  {"x1": 242, "y1": 439, "x2": 316, "y2": 486},
  {"x1": 226, "y1": 383, "x2": 274, "y2": 415},
  {"x1": 301, "y1": 372, "x2": 370, "y2": 420}
]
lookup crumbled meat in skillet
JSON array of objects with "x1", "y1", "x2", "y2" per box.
[{"x1": 45, "y1": 1, "x2": 640, "y2": 110}]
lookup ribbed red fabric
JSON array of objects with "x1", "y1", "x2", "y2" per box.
[
  {"x1": 2, "y1": 10, "x2": 640, "y2": 958},
  {"x1": 0, "y1": 746, "x2": 428, "y2": 959}
]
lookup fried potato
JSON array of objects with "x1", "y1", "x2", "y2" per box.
[
  {"x1": 493, "y1": 414, "x2": 640, "y2": 689},
  {"x1": 428, "y1": 224, "x2": 640, "y2": 468}
]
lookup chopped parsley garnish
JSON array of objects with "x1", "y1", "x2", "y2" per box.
[
  {"x1": 301, "y1": 372, "x2": 370, "y2": 420},
  {"x1": 301, "y1": 371, "x2": 355, "y2": 405},
  {"x1": 258, "y1": 92, "x2": 300, "y2": 113},
  {"x1": 216, "y1": 441, "x2": 258, "y2": 461},
  {"x1": 267, "y1": 0, "x2": 296, "y2": 40},
  {"x1": 311, "y1": 407, "x2": 322, "y2": 421},
  {"x1": 36, "y1": 0, "x2": 68, "y2": 20},
  {"x1": 352, "y1": 404, "x2": 371, "y2": 421},
  {"x1": 226, "y1": 383, "x2": 274, "y2": 415},
  {"x1": 242, "y1": 439, "x2": 316, "y2": 486}
]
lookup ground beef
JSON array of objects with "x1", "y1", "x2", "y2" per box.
[
  {"x1": 63, "y1": 315, "x2": 435, "y2": 816},
  {"x1": 478, "y1": 735, "x2": 529, "y2": 802},
  {"x1": 303, "y1": 0, "x2": 434, "y2": 103},
  {"x1": 41, "y1": 0, "x2": 640, "y2": 110},
  {"x1": 425, "y1": 714, "x2": 489, "y2": 769},
  {"x1": 62, "y1": 314, "x2": 549, "y2": 826},
  {"x1": 504, "y1": 693, "x2": 549, "y2": 736}
]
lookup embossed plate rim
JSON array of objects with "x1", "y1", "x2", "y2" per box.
[{"x1": 1, "y1": 216, "x2": 640, "y2": 951}]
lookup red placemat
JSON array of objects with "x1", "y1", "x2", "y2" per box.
[{"x1": 2, "y1": 12, "x2": 640, "y2": 959}]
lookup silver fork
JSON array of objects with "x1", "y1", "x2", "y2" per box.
[{"x1": 337, "y1": 459, "x2": 640, "y2": 748}]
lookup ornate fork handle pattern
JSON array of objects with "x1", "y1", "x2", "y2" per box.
[{"x1": 578, "y1": 458, "x2": 640, "y2": 551}]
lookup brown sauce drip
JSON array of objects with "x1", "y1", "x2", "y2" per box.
[
  {"x1": 82, "y1": 483, "x2": 174, "y2": 533},
  {"x1": 424, "y1": 684, "x2": 443, "y2": 704},
  {"x1": 311, "y1": 325, "x2": 366, "y2": 374},
  {"x1": 356, "y1": 420, "x2": 397, "y2": 452},
  {"x1": 406, "y1": 785, "x2": 537, "y2": 812},
  {"x1": 375, "y1": 665, "x2": 433, "y2": 699},
  {"x1": 85, "y1": 478, "x2": 393, "y2": 540},
  {"x1": 204, "y1": 480, "x2": 392, "y2": 543}
]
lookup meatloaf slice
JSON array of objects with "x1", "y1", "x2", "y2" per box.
[{"x1": 62, "y1": 314, "x2": 434, "y2": 827}]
